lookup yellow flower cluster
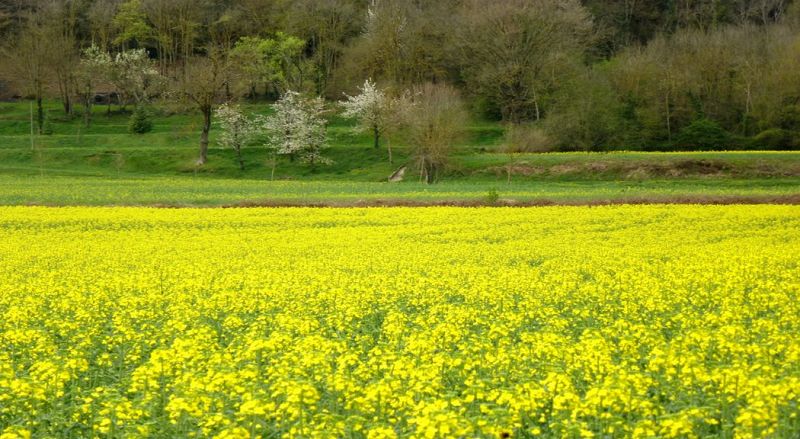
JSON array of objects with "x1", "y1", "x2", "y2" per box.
[{"x1": 0, "y1": 205, "x2": 798, "y2": 438}]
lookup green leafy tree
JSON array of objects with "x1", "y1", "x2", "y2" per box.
[
  {"x1": 113, "y1": 0, "x2": 152, "y2": 49},
  {"x1": 231, "y1": 33, "x2": 308, "y2": 97}
]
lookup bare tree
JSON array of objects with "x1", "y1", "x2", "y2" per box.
[
  {"x1": 456, "y1": 0, "x2": 594, "y2": 124},
  {"x1": 404, "y1": 83, "x2": 467, "y2": 184},
  {"x1": 281, "y1": 0, "x2": 363, "y2": 96},
  {"x1": 0, "y1": 9, "x2": 12, "y2": 36},
  {"x1": 732, "y1": 0, "x2": 787, "y2": 25},
  {"x1": 174, "y1": 48, "x2": 241, "y2": 165},
  {"x1": 88, "y1": 0, "x2": 122, "y2": 51},
  {"x1": 233, "y1": 0, "x2": 281, "y2": 37},
  {"x1": 40, "y1": 0, "x2": 83, "y2": 116},
  {"x1": 209, "y1": 7, "x2": 244, "y2": 53},
  {"x1": 1, "y1": 13, "x2": 49, "y2": 132},
  {"x1": 142, "y1": 0, "x2": 211, "y2": 72},
  {"x1": 341, "y1": 0, "x2": 458, "y2": 87}
]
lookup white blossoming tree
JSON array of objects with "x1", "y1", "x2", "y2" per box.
[
  {"x1": 214, "y1": 104, "x2": 260, "y2": 171},
  {"x1": 76, "y1": 45, "x2": 112, "y2": 126},
  {"x1": 341, "y1": 79, "x2": 412, "y2": 164},
  {"x1": 264, "y1": 91, "x2": 330, "y2": 177},
  {"x1": 110, "y1": 48, "x2": 163, "y2": 108},
  {"x1": 341, "y1": 79, "x2": 388, "y2": 150}
]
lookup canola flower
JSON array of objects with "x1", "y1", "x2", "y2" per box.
[{"x1": 0, "y1": 205, "x2": 798, "y2": 438}]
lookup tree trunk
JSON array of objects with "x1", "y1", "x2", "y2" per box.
[
  {"x1": 743, "y1": 81, "x2": 752, "y2": 135},
  {"x1": 387, "y1": 139, "x2": 393, "y2": 165},
  {"x1": 62, "y1": 95, "x2": 72, "y2": 116},
  {"x1": 665, "y1": 91, "x2": 672, "y2": 142},
  {"x1": 83, "y1": 95, "x2": 92, "y2": 127},
  {"x1": 373, "y1": 125, "x2": 380, "y2": 149},
  {"x1": 426, "y1": 164, "x2": 436, "y2": 184},
  {"x1": 198, "y1": 107, "x2": 211, "y2": 165},
  {"x1": 29, "y1": 100, "x2": 34, "y2": 151},
  {"x1": 36, "y1": 95, "x2": 44, "y2": 134},
  {"x1": 57, "y1": 71, "x2": 73, "y2": 116},
  {"x1": 236, "y1": 147, "x2": 245, "y2": 171}
]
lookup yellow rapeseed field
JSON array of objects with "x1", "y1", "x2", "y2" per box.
[{"x1": 0, "y1": 206, "x2": 798, "y2": 438}]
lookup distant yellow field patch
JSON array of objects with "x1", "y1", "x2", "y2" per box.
[{"x1": 0, "y1": 206, "x2": 798, "y2": 438}]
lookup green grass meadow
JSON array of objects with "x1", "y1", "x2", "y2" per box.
[{"x1": 1, "y1": 101, "x2": 798, "y2": 206}]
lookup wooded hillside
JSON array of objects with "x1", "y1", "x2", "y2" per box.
[{"x1": 1, "y1": 0, "x2": 799, "y2": 151}]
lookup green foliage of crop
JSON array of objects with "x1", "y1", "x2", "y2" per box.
[{"x1": 0, "y1": 175, "x2": 796, "y2": 207}]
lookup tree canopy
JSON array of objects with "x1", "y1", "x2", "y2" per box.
[{"x1": 2, "y1": 0, "x2": 800, "y2": 151}]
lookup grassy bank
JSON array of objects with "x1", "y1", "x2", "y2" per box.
[
  {"x1": 2, "y1": 101, "x2": 800, "y2": 181},
  {"x1": 1, "y1": 101, "x2": 799, "y2": 206}
]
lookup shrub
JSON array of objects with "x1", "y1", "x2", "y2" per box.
[
  {"x1": 776, "y1": 103, "x2": 800, "y2": 131},
  {"x1": 485, "y1": 188, "x2": 500, "y2": 205},
  {"x1": 504, "y1": 123, "x2": 555, "y2": 153},
  {"x1": 128, "y1": 106, "x2": 153, "y2": 134},
  {"x1": 750, "y1": 128, "x2": 798, "y2": 150},
  {"x1": 673, "y1": 119, "x2": 732, "y2": 150}
]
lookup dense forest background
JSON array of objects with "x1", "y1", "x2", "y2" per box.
[{"x1": 2, "y1": 0, "x2": 800, "y2": 151}]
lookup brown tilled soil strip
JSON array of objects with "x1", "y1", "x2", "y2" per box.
[
  {"x1": 218, "y1": 194, "x2": 800, "y2": 208},
  {"x1": 13, "y1": 194, "x2": 800, "y2": 208}
]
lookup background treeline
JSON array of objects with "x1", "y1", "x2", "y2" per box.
[{"x1": 1, "y1": 0, "x2": 799, "y2": 151}]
